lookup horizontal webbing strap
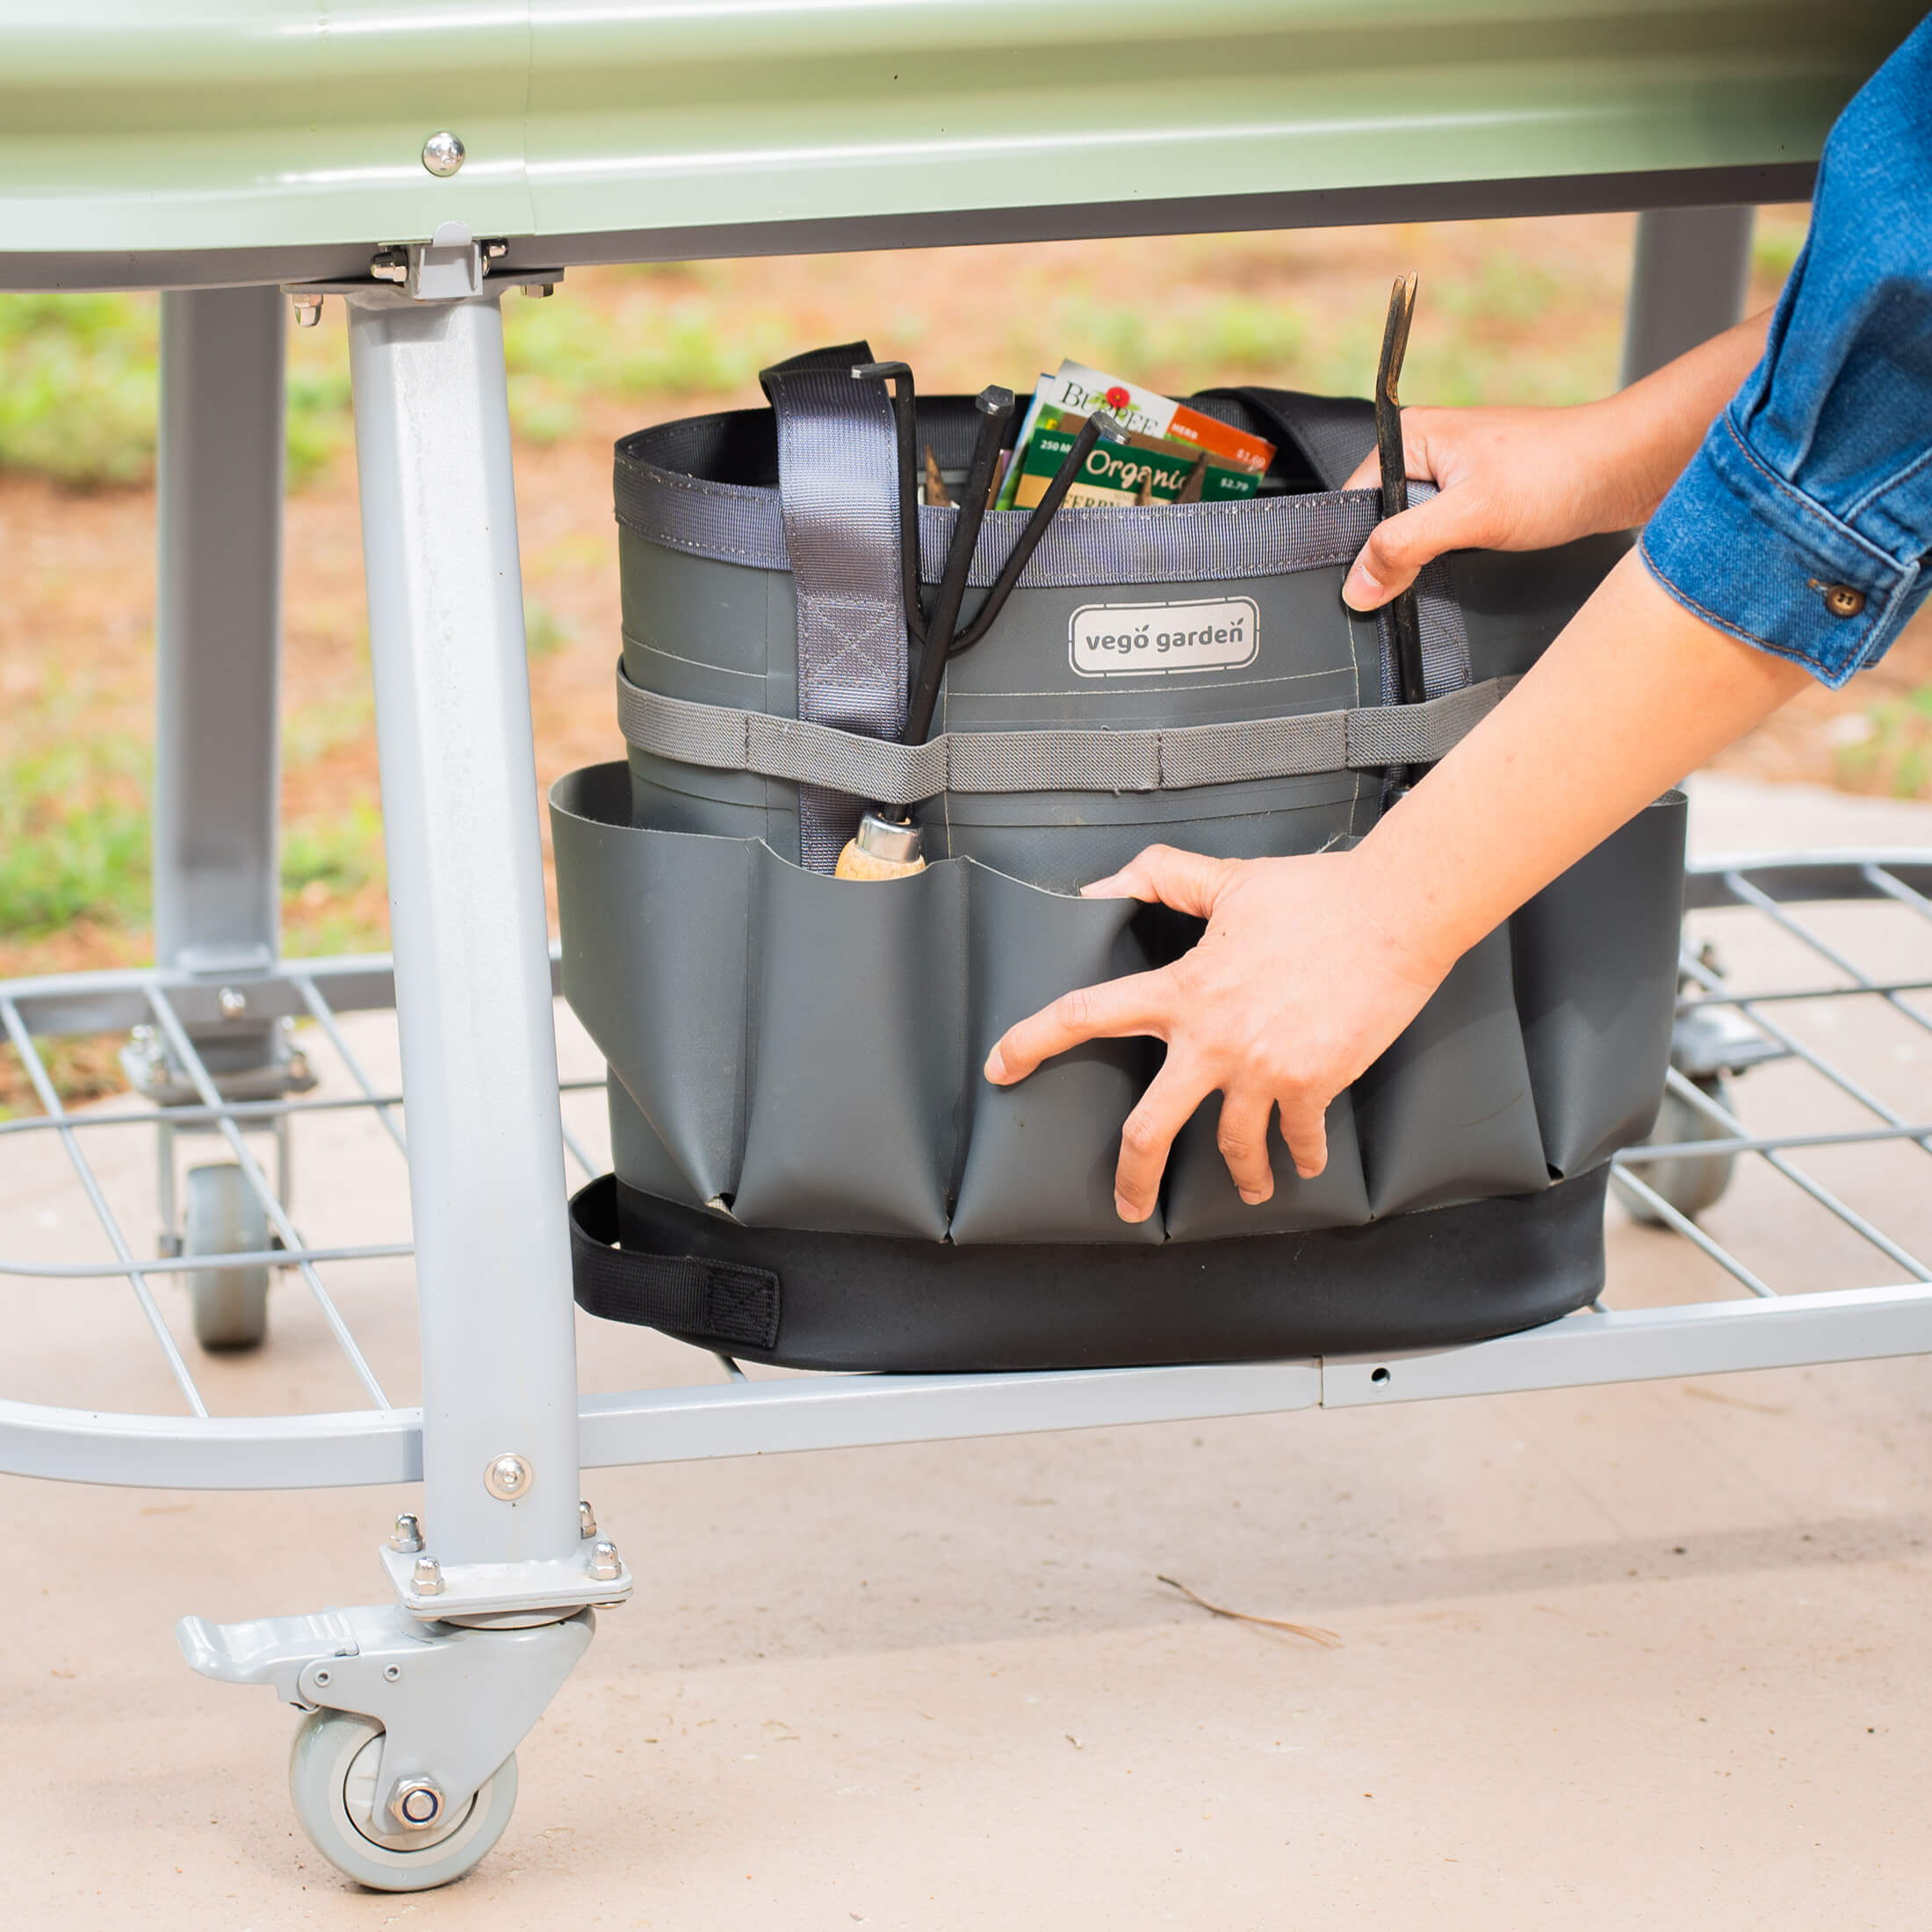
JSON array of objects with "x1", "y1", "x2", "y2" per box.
[{"x1": 616, "y1": 667, "x2": 1517, "y2": 804}]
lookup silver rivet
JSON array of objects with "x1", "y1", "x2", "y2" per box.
[
  {"x1": 588, "y1": 1539, "x2": 622, "y2": 1582},
  {"x1": 422, "y1": 131, "x2": 465, "y2": 178},
  {"x1": 384, "y1": 1664, "x2": 401, "y2": 1682},
  {"x1": 485, "y1": 1453, "x2": 532, "y2": 1501},
  {"x1": 390, "y1": 1777, "x2": 444, "y2": 1829},
  {"x1": 217, "y1": 986, "x2": 248, "y2": 1020},
  {"x1": 578, "y1": 1498, "x2": 598, "y2": 1540},
  {"x1": 410, "y1": 1555, "x2": 443, "y2": 1596},
  {"x1": 387, "y1": 1512, "x2": 424, "y2": 1554},
  {"x1": 314, "y1": 1668, "x2": 331, "y2": 1686}
]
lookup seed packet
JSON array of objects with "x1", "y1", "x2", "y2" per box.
[
  {"x1": 995, "y1": 361, "x2": 1276, "y2": 508},
  {"x1": 1011, "y1": 417, "x2": 1258, "y2": 509}
]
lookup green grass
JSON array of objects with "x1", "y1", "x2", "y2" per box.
[
  {"x1": 1834, "y1": 685, "x2": 1932, "y2": 798},
  {"x1": 499, "y1": 289, "x2": 791, "y2": 443},
  {"x1": 0, "y1": 292, "x2": 351, "y2": 491},
  {"x1": 523, "y1": 600, "x2": 574, "y2": 658},
  {"x1": 0, "y1": 719, "x2": 389, "y2": 949},
  {"x1": 0, "y1": 738, "x2": 152, "y2": 934},
  {"x1": 280, "y1": 803, "x2": 385, "y2": 897}
]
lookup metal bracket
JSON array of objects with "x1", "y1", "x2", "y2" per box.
[
  {"x1": 285, "y1": 224, "x2": 560, "y2": 314},
  {"x1": 178, "y1": 1602, "x2": 593, "y2": 1827},
  {"x1": 378, "y1": 1539, "x2": 633, "y2": 1620}
]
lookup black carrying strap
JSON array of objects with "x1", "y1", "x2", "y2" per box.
[{"x1": 569, "y1": 1176, "x2": 781, "y2": 1352}]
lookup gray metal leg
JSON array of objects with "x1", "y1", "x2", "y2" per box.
[
  {"x1": 154, "y1": 288, "x2": 285, "y2": 982},
  {"x1": 1619, "y1": 205, "x2": 1757, "y2": 386},
  {"x1": 343, "y1": 286, "x2": 621, "y2": 1614}
]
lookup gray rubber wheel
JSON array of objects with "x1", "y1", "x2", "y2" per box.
[
  {"x1": 184, "y1": 1163, "x2": 270, "y2": 1350},
  {"x1": 288, "y1": 1710, "x2": 519, "y2": 1892},
  {"x1": 1614, "y1": 1074, "x2": 1736, "y2": 1225}
]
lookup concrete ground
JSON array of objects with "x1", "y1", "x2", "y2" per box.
[{"x1": 6, "y1": 774, "x2": 1932, "y2": 1928}]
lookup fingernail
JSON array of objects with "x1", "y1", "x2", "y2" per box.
[
  {"x1": 1079, "y1": 872, "x2": 1128, "y2": 898},
  {"x1": 1238, "y1": 1188, "x2": 1265, "y2": 1206},
  {"x1": 983, "y1": 1045, "x2": 1007, "y2": 1082},
  {"x1": 1114, "y1": 1193, "x2": 1143, "y2": 1222},
  {"x1": 1341, "y1": 563, "x2": 1382, "y2": 612}
]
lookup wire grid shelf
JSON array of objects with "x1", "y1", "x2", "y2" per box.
[{"x1": 1, "y1": 850, "x2": 1929, "y2": 1491}]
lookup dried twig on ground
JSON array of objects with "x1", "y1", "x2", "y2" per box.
[{"x1": 1157, "y1": 1575, "x2": 1342, "y2": 1647}]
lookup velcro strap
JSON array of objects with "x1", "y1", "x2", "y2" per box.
[
  {"x1": 616, "y1": 667, "x2": 1517, "y2": 804},
  {"x1": 569, "y1": 1176, "x2": 780, "y2": 1352}
]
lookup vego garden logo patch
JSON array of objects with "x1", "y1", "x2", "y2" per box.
[{"x1": 1069, "y1": 596, "x2": 1260, "y2": 677}]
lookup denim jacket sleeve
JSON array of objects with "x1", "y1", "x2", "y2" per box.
[{"x1": 1640, "y1": 15, "x2": 1932, "y2": 688}]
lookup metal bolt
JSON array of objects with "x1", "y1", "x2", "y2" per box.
[
  {"x1": 421, "y1": 130, "x2": 465, "y2": 177},
  {"x1": 485, "y1": 1452, "x2": 532, "y2": 1501},
  {"x1": 292, "y1": 293, "x2": 322, "y2": 328},
  {"x1": 483, "y1": 238, "x2": 508, "y2": 260},
  {"x1": 217, "y1": 986, "x2": 248, "y2": 1020},
  {"x1": 588, "y1": 1539, "x2": 623, "y2": 1582},
  {"x1": 388, "y1": 1512, "x2": 424, "y2": 1554},
  {"x1": 522, "y1": 281, "x2": 556, "y2": 298},
  {"x1": 389, "y1": 1777, "x2": 444, "y2": 1830},
  {"x1": 410, "y1": 1555, "x2": 444, "y2": 1596},
  {"x1": 370, "y1": 247, "x2": 407, "y2": 284},
  {"x1": 286, "y1": 1050, "x2": 311, "y2": 1083},
  {"x1": 578, "y1": 1498, "x2": 599, "y2": 1540}
]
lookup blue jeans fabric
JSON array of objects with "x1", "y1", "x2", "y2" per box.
[{"x1": 1640, "y1": 12, "x2": 1932, "y2": 688}]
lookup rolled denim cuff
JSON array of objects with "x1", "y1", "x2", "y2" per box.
[{"x1": 1640, "y1": 410, "x2": 1920, "y2": 689}]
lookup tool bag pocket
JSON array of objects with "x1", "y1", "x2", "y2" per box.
[{"x1": 554, "y1": 765, "x2": 1686, "y2": 1252}]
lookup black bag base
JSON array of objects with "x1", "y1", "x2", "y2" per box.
[{"x1": 570, "y1": 1166, "x2": 1611, "y2": 1373}]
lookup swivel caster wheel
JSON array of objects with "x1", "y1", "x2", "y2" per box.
[
  {"x1": 184, "y1": 1162, "x2": 270, "y2": 1350},
  {"x1": 288, "y1": 1710, "x2": 519, "y2": 1892},
  {"x1": 1614, "y1": 1073, "x2": 1736, "y2": 1224}
]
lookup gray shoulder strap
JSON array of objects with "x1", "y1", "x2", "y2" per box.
[{"x1": 758, "y1": 344, "x2": 908, "y2": 871}]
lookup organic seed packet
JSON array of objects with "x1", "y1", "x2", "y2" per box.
[{"x1": 1011, "y1": 417, "x2": 1258, "y2": 509}]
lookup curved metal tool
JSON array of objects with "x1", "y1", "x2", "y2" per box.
[{"x1": 1373, "y1": 272, "x2": 1426, "y2": 719}]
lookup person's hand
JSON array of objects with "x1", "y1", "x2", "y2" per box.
[
  {"x1": 1341, "y1": 304, "x2": 1775, "y2": 611},
  {"x1": 981, "y1": 843, "x2": 1453, "y2": 1222},
  {"x1": 1339, "y1": 400, "x2": 1658, "y2": 611}
]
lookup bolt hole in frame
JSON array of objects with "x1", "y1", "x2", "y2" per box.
[{"x1": 1, "y1": 0, "x2": 1926, "y2": 1895}]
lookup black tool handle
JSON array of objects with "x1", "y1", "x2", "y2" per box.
[
  {"x1": 949, "y1": 410, "x2": 1127, "y2": 658},
  {"x1": 1373, "y1": 276, "x2": 1426, "y2": 714},
  {"x1": 902, "y1": 386, "x2": 1013, "y2": 746}
]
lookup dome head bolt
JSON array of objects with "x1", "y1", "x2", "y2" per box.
[
  {"x1": 485, "y1": 1453, "x2": 532, "y2": 1501},
  {"x1": 291, "y1": 293, "x2": 322, "y2": 328},
  {"x1": 421, "y1": 130, "x2": 465, "y2": 177},
  {"x1": 389, "y1": 1777, "x2": 444, "y2": 1830},
  {"x1": 578, "y1": 1498, "x2": 599, "y2": 1540},
  {"x1": 588, "y1": 1539, "x2": 623, "y2": 1583},
  {"x1": 387, "y1": 1513, "x2": 424, "y2": 1554},
  {"x1": 217, "y1": 985, "x2": 248, "y2": 1020},
  {"x1": 410, "y1": 1554, "x2": 444, "y2": 1596}
]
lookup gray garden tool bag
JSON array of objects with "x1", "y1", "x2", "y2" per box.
[{"x1": 554, "y1": 348, "x2": 1686, "y2": 1371}]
